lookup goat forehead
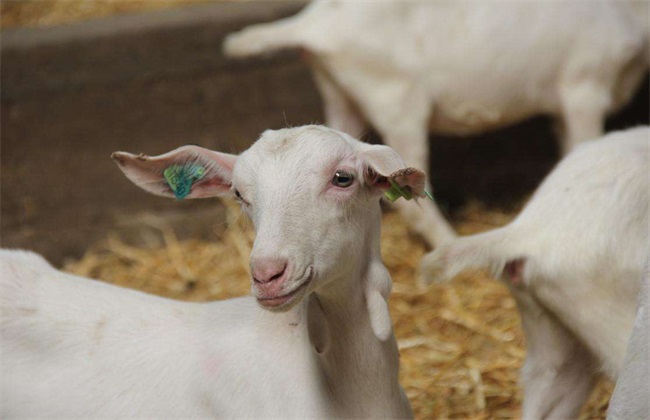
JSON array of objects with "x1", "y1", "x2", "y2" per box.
[{"x1": 236, "y1": 127, "x2": 357, "y2": 185}]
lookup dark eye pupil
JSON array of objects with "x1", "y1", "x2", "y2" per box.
[
  {"x1": 235, "y1": 189, "x2": 242, "y2": 200},
  {"x1": 333, "y1": 171, "x2": 354, "y2": 187}
]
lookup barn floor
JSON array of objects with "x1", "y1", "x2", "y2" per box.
[{"x1": 64, "y1": 198, "x2": 613, "y2": 419}]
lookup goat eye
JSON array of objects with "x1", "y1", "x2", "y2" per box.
[
  {"x1": 234, "y1": 189, "x2": 243, "y2": 201},
  {"x1": 332, "y1": 171, "x2": 354, "y2": 188}
]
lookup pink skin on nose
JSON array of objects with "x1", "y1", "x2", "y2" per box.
[
  {"x1": 251, "y1": 258, "x2": 287, "y2": 283},
  {"x1": 250, "y1": 258, "x2": 292, "y2": 302}
]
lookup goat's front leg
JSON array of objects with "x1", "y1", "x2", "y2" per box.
[
  {"x1": 513, "y1": 289, "x2": 596, "y2": 420},
  {"x1": 311, "y1": 64, "x2": 366, "y2": 138},
  {"x1": 556, "y1": 82, "x2": 608, "y2": 155}
]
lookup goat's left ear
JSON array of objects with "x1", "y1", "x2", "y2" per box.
[
  {"x1": 111, "y1": 145, "x2": 237, "y2": 200},
  {"x1": 359, "y1": 144, "x2": 426, "y2": 198}
]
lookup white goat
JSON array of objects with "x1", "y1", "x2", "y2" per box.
[
  {"x1": 1, "y1": 125, "x2": 419, "y2": 418},
  {"x1": 224, "y1": 0, "x2": 649, "y2": 248},
  {"x1": 607, "y1": 264, "x2": 649, "y2": 420},
  {"x1": 421, "y1": 127, "x2": 650, "y2": 419}
]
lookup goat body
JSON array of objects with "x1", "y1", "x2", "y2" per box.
[
  {"x1": 422, "y1": 127, "x2": 650, "y2": 419},
  {"x1": 1, "y1": 126, "x2": 416, "y2": 418},
  {"x1": 224, "y1": 0, "x2": 649, "y2": 247},
  {"x1": 607, "y1": 265, "x2": 650, "y2": 420}
]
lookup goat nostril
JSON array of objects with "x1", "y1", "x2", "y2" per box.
[
  {"x1": 269, "y1": 266, "x2": 286, "y2": 282},
  {"x1": 251, "y1": 261, "x2": 288, "y2": 283}
]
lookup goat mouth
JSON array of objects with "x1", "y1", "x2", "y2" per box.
[{"x1": 257, "y1": 268, "x2": 314, "y2": 309}]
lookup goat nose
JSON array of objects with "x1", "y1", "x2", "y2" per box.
[{"x1": 251, "y1": 258, "x2": 288, "y2": 284}]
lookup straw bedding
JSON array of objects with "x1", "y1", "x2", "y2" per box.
[{"x1": 64, "y1": 199, "x2": 613, "y2": 419}]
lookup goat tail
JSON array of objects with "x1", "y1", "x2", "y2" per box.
[
  {"x1": 419, "y1": 227, "x2": 517, "y2": 287},
  {"x1": 223, "y1": 19, "x2": 306, "y2": 58}
]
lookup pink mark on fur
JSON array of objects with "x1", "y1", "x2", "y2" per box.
[
  {"x1": 505, "y1": 259, "x2": 526, "y2": 286},
  {"x1": 202, "y1": 355, "x2": 221, "y2": 376}
]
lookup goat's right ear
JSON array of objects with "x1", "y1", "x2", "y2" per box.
[
  {"x1": 111, "y1": 145, "x2": 237, "y2": 200},
  {"x1": 359, "y1": 144, "x2": 426, "y2": 199}
]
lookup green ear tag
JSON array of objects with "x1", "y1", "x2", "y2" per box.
[
  {"x1": 384, "y1": 178, "x2": 414, "y2": 202},
  {"x1": 163, "y1": 164, "x2": 206, "y2": 200},
  {"x1": 383, "y1": 179, "x2": 436, "y2": 203}
]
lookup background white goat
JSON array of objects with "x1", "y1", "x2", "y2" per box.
[
  {"x1": 606, "y1": 264, "x2": 649, "y2": 420},
  {"x1": 0, "y1": 126, "x2": 418, "y2": 418},
  {"x1": 421, "y1": 127, "x2": 650, "y2": 419},
  {"x1": 224, "y1": 0, "x2": 649, "y2": 247}
]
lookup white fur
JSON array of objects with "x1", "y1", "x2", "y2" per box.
[
  {"x1": 224, "y1": 0, "x2": 649, "y2": 247},
  {"x1": 607, "y1": 263, "x2": 650, "y2": 420},
  {"x1": 421, "y1": 127, "x2": 650, "y2": 419},
  {"x1": 0, "y1": 126, "x2": 416, "y2": 418}
]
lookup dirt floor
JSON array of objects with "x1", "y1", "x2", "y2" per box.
[{"x1": 64, "y1": 198, "x2": 613, "y2": 419}]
